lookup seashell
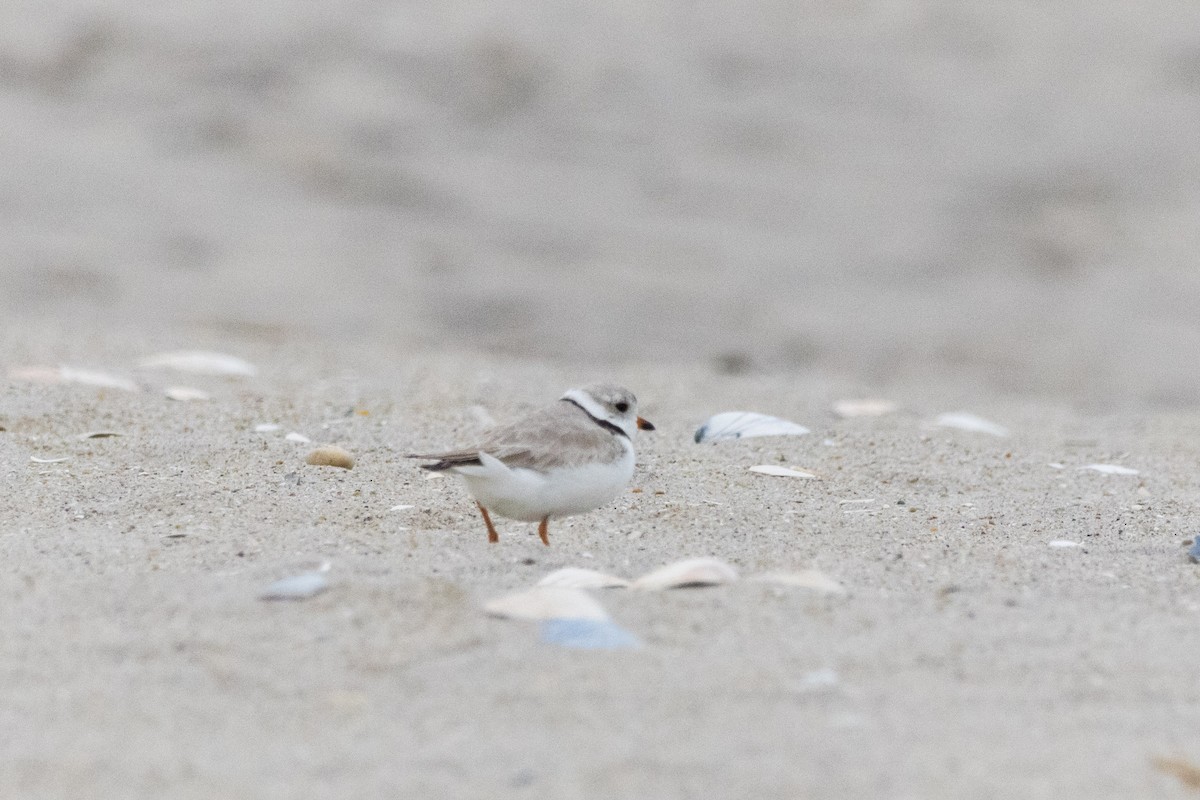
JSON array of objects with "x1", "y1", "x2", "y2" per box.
[
  {"x1": 1188, "y1": 539, "x2": 1200, "y2": 564},
  {"x1": 138, "y1": 350, "x2": 257, "y2": 377},
  {"x1": 388, "y1": 504, "x2": 415, "y2": 512},
  {"x1": 484, "y1": 587, "x2": 609, "y2": 622},
  {"x1": 7, "y1": 365, "x2": 62, "y2": 384},
  {"x1": 1078, "y1": 463, "x2": 1139, "y2": 475},
  {"x1": 632, "y1": 557, "x2": 739, "y2": 590},
  {"x1": 694, "y1": 412, "x2": 810, "y2": 444},
  {"x1": 831, "y1": 399, "x2": 896, "y2": 418},
  {"x1": 10, "y1": 365, "x2": 139, "y2": 392},
  {"x1": 1048, "y1": 540, "x2": 1082, "y2": 548},
  {"x1": 164, "y1": 385, "x2": 210, "y2": 401},
  {"x1": 932, "y1": 412, "x2": 1009, "y2": 437},
  {"x1": 254, "y1": 423, "x2": 282, "y2": 433},
  {"x1": 748, "y1": 465, "x2": 820, "y2": 479},
  {"x1": 286, "y1": 431, "x2": 311, "y2": 443},
  {"x1": 539, "y1": 618, "x2": 641, "y2": 649},
  {"x1": 78, "y1": 431, "x2": 123, "y2": 439},
  {"x1": 536, "y1": 567, "x2": 631, "y2": 589},
  {"x1": 750, "y1": 570, "x2": 847, "y2": 594},
  {"x1": 305, "y1": 446, "x2": 354, "y2": 469},
  {"x1": 30, "y1": 456, "x2": 70, "y2": 464},
  {"x1": 259, "y1": 570, "x2": 330, "y2": 600}
]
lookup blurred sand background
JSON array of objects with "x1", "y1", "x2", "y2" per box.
[{"x1": 3, "y1": 2, "x2": 1200, "y2": 798}]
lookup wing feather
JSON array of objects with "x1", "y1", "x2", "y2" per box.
[{"x1": 407, "y1": 400, "x2": 624, "y2": 472}]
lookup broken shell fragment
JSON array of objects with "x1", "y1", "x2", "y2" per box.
[
  {"x1": 305, "y1": 446, "x2": 354, "y2": 469},
  {"x1": 694, "y1": 412, "x2": 810, "y2": 444},
  {"x1": 164, "y1": 386, "x2": 210, "y2": 401},
  {"x1": 138, "y1": 350, "x2": 257, "y2": 377},
  {"x1": 78, "y1": 431, "x2": 123, "y2": 440},
  {"x1": 259, "y1": 570, "x2": 330, "y2": 600},
  {"x1": 932, "y1": 412, "x2": 1009, "y2": 437},
  {"x1": 750, "y1": 570, "x2": 847, "y2": 594},
  {"x1": 286, "y1": 431, "x2": 312, "y2": 443},
  {"x1": 1078, "y1": 463, "x2": 1139, "y2": 475},
  {"x1": 539, "y1": 618, "x2": 641, "y2": 649},
  {"x1": 748, "y1": 465, "x2": 820, "y2": 479},
  {"x1": 536, "y1": 568, "x2": 631, "y2": 589},
  {"x1": 484, "y1": 587, "x2": 610, "y2": 622},
  {"x1": 832, "y1": 399, "x2": 897, "y2": 418},
  {"x1": 632, "y1": 557, "x2": 739, "y2": 590}
]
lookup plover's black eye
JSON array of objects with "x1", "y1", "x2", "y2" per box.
[{"x1": 614, "y1": 401, "x2": 629, "y2": 414}]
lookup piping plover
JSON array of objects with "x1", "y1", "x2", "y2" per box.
[{"x1": 408, "y1": 384, "x2": 655, "y2": 545}]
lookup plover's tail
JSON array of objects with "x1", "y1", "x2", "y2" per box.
[{"x1": 406, "y1": 452, "x2": 483, "y2": 471}]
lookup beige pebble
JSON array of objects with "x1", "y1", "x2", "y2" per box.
[{"x1": 305, "y1": 446, "x2": 354, "y2": 469}]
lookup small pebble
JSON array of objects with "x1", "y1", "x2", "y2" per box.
[{"x1": 306, "y1": 446, "x2": 354, "y2": 469}]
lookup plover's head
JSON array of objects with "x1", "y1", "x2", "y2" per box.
[{"x1": 562, "y1": 384, "x2": 655, "y2": 438}]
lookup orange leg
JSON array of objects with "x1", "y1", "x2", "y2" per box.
[
  {"x1": 538, "y1": 516, "x2": 550, "y2": 546},
  {"x1": 477, "y1": 503, "x2": 499, "y2": 544}
]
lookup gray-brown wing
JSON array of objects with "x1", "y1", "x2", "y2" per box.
[{"x1": 408, "y1": 400, "x2": 623, "y2": 472}]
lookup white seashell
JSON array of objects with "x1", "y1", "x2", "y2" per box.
[
  {"x1": 138, "y1": 350, "x2": 257, "y2": 377},
  {"x1": 832, "y1": 399, "x2": 896, "y2": 418},
  {"x1": 694, "y1": 412, "x2": 810, "y2": 444},
  {"x1": 1047, "y1": 462, "x2": 1066, "y2": 469},
  {"x1": 259, "y1": 571, "x2": 330, "y2": 600},
  {"x1": 254, "y1": 423, "x2": 282, "y2": 433},
  {"x1": 632, "y1": 557, "x2": 739, "y2": 590},
  {"x1": 540, "y1": 618, "x2": 641, "y2": 649},
  {"x1": 388, "y1": 504, "x2": 415, "y2": 512},
  {"x1": 1078, "y1": 464, "x2": 1139, "y2": 475},
  {"x1": 10, "y1": 365, "x2": 140, "y2": 392},
  {"x1": 748, "y1": 465, "x2": 820, "y2": 479},
  {"x1": 537, "y1": 567, "x2": 631, "y2": 589},
  {"x1": 164, "y1": 385, "x2": 210, "y2": 401},
  {"x1": 285, "y1": 431, "x2": 311, "y2": 443},
  {"x1": 7, "y1": 365, "x2": 61, "y2": 384},
  {"x1": 483, "y1": 587, "x2": 610, "y2": 622},
  {"x1": 932, "y1": 412, "x2": 1009, "y2": 437},
  {"x1": 1048, "y1": 540, "x2": 1083, "y2": 548},
  {"x1": 78, "y1": 431, "x2": 123, "y2": 440},
  {"x1": 750, "y1": 570, "x2": 847, "y2": 594},
  {"x1": 30, "y1": 456, "x2": 70, "y2": 464},
  {"x1": 305, "y1": 446, "x2": 354, "y2": 469}
]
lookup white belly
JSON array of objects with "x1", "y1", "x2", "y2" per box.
[{"x1": 456, "y1": 449, "x2": 636, "y2": 522}]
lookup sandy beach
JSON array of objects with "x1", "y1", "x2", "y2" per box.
[{"x1": 3, "y1": 2, "x2": 1200, "y2": 798}]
